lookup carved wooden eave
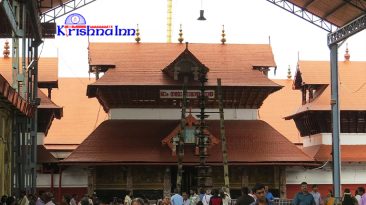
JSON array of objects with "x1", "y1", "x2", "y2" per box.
[
  {"x1": 161, "y1": 113, "x2": 219, "y2": 149},
  {"x1": 162, "y1": 46, "x2": 209, "y2": 81}
]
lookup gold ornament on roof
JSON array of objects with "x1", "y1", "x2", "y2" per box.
[
  {"x1": 221, "y1": 25, "x2": 226, "y2": 44},
  {"x1": 135, "y1": 24, "x2": 141, "y2": 43},
  {"x1": 178, "y1": 24, "x2": 184, "y2": 43},
  {"x1": 3, "y1": 40, "x2": 10, "y2": 58}
]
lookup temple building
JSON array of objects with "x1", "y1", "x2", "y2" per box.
[
  {"x1": 0, "y1": 41, "x2": 62, "y2": 196},
  {"x1": 58, "y1": 42, "x2": 315, "y2": 200},
  {"x1": 283, "y1": 49, "x2": 366, "y2": 197}
]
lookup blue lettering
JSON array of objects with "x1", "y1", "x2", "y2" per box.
[
  {"x1": 96, "y1": 29, "x2": 104, "y2": 36},
  {"x1": 87, "y1": 26, "x2": 95, "y2": 36},
  {"x1": 115, "y1": 26, "x2": 119, "y2": 36},
  {"x1": 105, "y1": 29, "x2": 113, "y2": 36},
  {"x1": 68, "y1": 29, "x2": 75, "y2": 36},
  {"x1": 79, "y1": 29, "x2": 86, "y2": 36},
  {"x1": 127, "y1": 29, "x2": 135, "y2": 36},
  {"x1": 57, "y1": 25, "x2": 65, "y2": 36},
  {"x1": 119, "y1": 29, "x2": 127, "y2": 36}
]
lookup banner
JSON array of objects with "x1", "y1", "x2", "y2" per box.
[{"x1": 159, "y1": 90, "x2": 215, "y2": 99}]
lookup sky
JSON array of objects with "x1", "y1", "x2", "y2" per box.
[{"x1": 2, "y1": 0, "x2": 366, "y2": 79}]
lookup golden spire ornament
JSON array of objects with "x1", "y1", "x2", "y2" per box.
[
  {"x1": 135, "y1": 24, "x2": 141, "y2": 43},
  {"x1": 178, "y1": 24, "x2": 184, "y2": 43},
  {"x1": 221, "y1": 25, "x2": 226, "y2": 44},
  {"x1": 3, "y1": 40, "x2": 10, "y2": 58}
]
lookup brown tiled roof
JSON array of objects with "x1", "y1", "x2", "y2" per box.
[
  {"x1": 288, "y1": 61, "x2": 366, "y2": 118},
  {"x1": 87, "y1": 43, "x2": 279, "y2": 95},
  {"x1": 260, "y1": 79, "x2": 302, "y2": 143},
  {"x1": 37, "y1": 145, "x2": 58, "y2": 163},
  {"x1": 302, "y1": 145, "x2": 366, "y2": 162},
  {"x1": 38, "y1": 89, "x2": 63, "y2": 135},
  {"x1": 0, "y1": 57, "x2": 58, "y2": 87},
  {"x1": 38, "y1": 89, "x2": 62, "y2": 117},
  {"x1": 44, "y1": 78, "x2": 108, "y2": 148},
  {"x1": 0, "y1": 74, "x2": 33, "y2": 117},
  {"x1": 62, "y1": 119, "x2": 314, "y2": 164}
]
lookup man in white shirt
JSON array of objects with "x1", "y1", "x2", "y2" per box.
[
  {"x1": 310, "y1": 185, "x2": 322, "y2": 205},
  {"x1": 124, "y1": 191, "x2": 132, "y2": 205},
  {"x1": 202, "y1": 190, "x2": 212, "y2": 205}
]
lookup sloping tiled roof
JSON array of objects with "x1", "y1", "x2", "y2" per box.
[
  {"x1": 0, "y1": 57, "x2": 58, "y2": 87},
  {"x1": 44, "y1": 78, "x2": 108, "y2": 149},
  {"x1": 37, "y1": 145, "x2": 58, "y2": 163},
  {"x1": 87, "y1": 43, "x2": 279, "y2": 93},
  {"x1": 288, "y1": 61, "x2": 366, "y2": 118},
  {"x1": 0, "y1": 74, "x2": 33, "y2": 117},
  {"x1": 63, "y1": 119, "x2": 314, "y2": 164},
  {"x1": 38, "y1": 89, "x2": 62, "y2": 116},
  {"x1": 303, "y1": 145, "x2": 366, "y2": 162},
  {"x1": 260, "y1": 79, "x2": 302, "y2": 143}
]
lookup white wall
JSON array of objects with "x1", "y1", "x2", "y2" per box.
[
  {"x1": 37, "y1": 167, "x2": 88, "y2": 188},
  {"x1": 109, "y1": 108, "x2": 258, "y2": 120},
  {"x1": 287, "y1": 163, "x2": 366, "y2": 184},
  {"x1": 303, "y1": 133, "x2": 366, "y2": 147}
]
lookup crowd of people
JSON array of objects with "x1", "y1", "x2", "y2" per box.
[
  {"x1": 292, "y1": 182, "x2": 366, "y2": 205},
  {"x1": 1, "y1": 183, "x2": 366, "y2": 205}
]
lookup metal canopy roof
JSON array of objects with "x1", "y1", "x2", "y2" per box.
[{"x1": 290, "y1": 0, "x2": 365, "y2": 27}]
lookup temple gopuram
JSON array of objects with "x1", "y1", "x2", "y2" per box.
[{"x1": 59, "y1": 41, "x2": 314, "y2": 200}]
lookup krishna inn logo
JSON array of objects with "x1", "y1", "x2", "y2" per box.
[{"x1": 57, "y1": 13, "x2": 135, "y2": 37}]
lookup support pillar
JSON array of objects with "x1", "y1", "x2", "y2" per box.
[
  {"x1": 330, "y1": 43, "x2": 341, "y2": 202},
  {"x1": 58, "y1": 168, "x2": 63, "y2": 205},
  {"x1": 126, "y1": 166, "x2": 133, "y2": 191},
  {"x1": 87, "y1": 167, "x2": 96, "y2": 196},
  {"x1": 51, "y1": 170, "x2": 54, "y2": 193},
  {"x1": 163, "y1": 167, "x2": 171, "y2": 197},
  {"x1": 279, "y1": 167, "x2": 286, "y2": 199},
  {"x1": 274, "y1": 166, "x2": 280, "y2": 190},
  {"x1": 241, "y1": 167, "x2": 249, "y2": 187}
]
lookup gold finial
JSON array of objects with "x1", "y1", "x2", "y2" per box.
[
  {"x1": 287, "y1": 65, "x2": 292, "y2": 80},
  {"x1": 135, "y1": 24, "x2": 141, "y2": 43},
  {"x1": 344, "y1": 43, "x2": 350, "y2": 61},
  {"x1": 3, "y1": 40, "x2": 10, "y2": 58},
  {"x1": 178, "y1": 24, "x2": 184, "y2": 43},
  {"x1": 221, "y1": 25, "x2": 226, "y2": 45}
]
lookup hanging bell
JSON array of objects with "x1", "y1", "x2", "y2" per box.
[{"x1": 197, "y1": 10, "x2": 206, "y2": 21}]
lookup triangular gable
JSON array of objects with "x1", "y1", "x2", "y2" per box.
[
  {"x1": 162, "y1": 45, "x2": 209, "y2": 81},
  {"x1": 161, "y1": 113, "x2": 219, "y2": 151}
]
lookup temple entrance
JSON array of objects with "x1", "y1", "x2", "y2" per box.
[
  {"x1": 182, "y1": 166, "x2": 197, "y2": 193},
  {"x1": 171, "y1": 166, "x2": 197, "y2": 193}
]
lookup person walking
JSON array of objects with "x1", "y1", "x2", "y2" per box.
[
  {"x1": 310, "y1": 185, "x2": 322, "y2": 205},
  {"x1": 236, "y1": 187, "x2": 254, "y2": 205},
  {"x1": 292, "y1": 182, "x2": 315, "y2": 205},
  {"x1": 250, "y1": 183, "x2": 269, "y2": 205},
  {"x1": 208, "y1": 189, "x2": 222, "y2": 205}
]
